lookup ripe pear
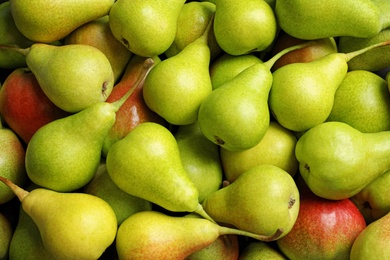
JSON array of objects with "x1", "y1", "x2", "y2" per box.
[
  {"x1": 109, "y1": 0, "x2": 185, "y2": 57},
  {"x1": 0, "y1": 176, "x2": 118, "y2": 260},
  {"x1": 295, "y1": 121, "x2": 390, "y2": 200},
  {"x1": 0, "y1": 212, "x2": 12, "y2": 260},
  {"x1": 239, "y1": 241, "x2": 287, "y2": 260},
  {"x1": 350, "y1": 212, "x2": 390, "y2": 260},
  {"x1": 269, "y1": 40, "x2": 390, "y2": 132},
  {"x1": 202, "y1": 164, "x2": 300, "y2": 239},
  {"x1": 9, "y1": 0, "x2": 115, "y2": 43},
  {"x1": 220, "y1": 121, "x2": 299, "y2": 183},
  {"x1": 64, "y1": 15, "x2": 133, "y2": 82},
  {"x1": 0, "y1": 119, "x2": 27, "y2": 204},
  {"x1": 25, "y1": 58, "x2": 154, "y2": 192},
  {"x1": 174, "y1": 122, "x2": 223, "y2": 203},
  {"x1": 116, "y1": 211, "x2": 283, "y2": 259},
  {"x1": 327, "y1": 70, "x2": 390, "y2": 133},
  {"x1": 213, "y1": 0, "x2": 277, "y2": 55},
  {"x1": 275, "y1": 0, "x2": 382, "y2": 39},
  {"x1": 143, "y1": 19, "x2": 213, "y2": 125},
  {"x1": 106, "y1": 122, "x2": 214, "y2": 221},
  {"x1": 83, "y1": 162, "x2": 153, "y2": 226}
]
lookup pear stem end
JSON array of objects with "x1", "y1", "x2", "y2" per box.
[
  {"x1": 193, "y1": 204, "x2": 217, "y2": 224},
  {"x1": 0, "y1": 176, "x2": 29, "y2": 202}
]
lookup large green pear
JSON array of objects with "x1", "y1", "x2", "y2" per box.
[
  {"x1": 9, "y1": 0, "x2": 115, "y2": 43},
  {"x1": 109, "y1": 0, "x2": 185, "y2": 57},
  {"x1": 295, "y1": 121, "x2": 390, "y2": 200},
  {"x1": 275, "y1": 0, "x2": 382, "y2": 39},
  {"x1": 202, "y1": 164, "x2": 300, "y2": 239},
  {"x1": 213, "y1": 0, "x2": 277, "y2": 55},
  {"x1": 327, "y1": 70, "x2": 390, "y2": 133}
]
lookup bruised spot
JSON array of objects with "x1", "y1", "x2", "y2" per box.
[
  {"x1": 121, "y1": 37, "x2": 130, "y2": 50},
  {"x1": 102, "y1": 81, "x2": 109, "y2": 98},
  {"x1": 214, "y1": 136, "x2": 225, "y2": 146},
  {"x1": 288, "y1": 197, "x2": 296, "y2": 209}
]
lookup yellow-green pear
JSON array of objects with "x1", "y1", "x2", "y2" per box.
[
  {"x1": 109, "y1": 0, "x2": 185, "y2": 57},
  {"x1": 9, "y1": 0, "x2": 115, "y2": 43},
  {"x1": 220, "y1": 121, "x2": 298, "y2": 183},
  {"x1": 0, "y1": 212, "x2": 12, "y2": 260},
  {"x1": 327, "y1": 70, "x2": 390, "y2": 133},
  {"x1": 350, "y1": 212, "x2": 390, "y2": 260},
  {"x1": 202, "y1": 164, "x2": 300, "y2": 239},
  {"x1": 239, "y1": 241, "x2": 287, "y2": 260},
  {"x1": 0, "y1": 176, "x2": 118, "y2": 260}
]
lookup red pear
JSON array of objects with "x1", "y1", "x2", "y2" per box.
[{"x1": 0, "y1": 68, "x2": 70, "y2": 144}]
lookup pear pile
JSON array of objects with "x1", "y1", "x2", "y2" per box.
[{"x1": 1, "y1": 0, "x2": 390, "y2": 259}]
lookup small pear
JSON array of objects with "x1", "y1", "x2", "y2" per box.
[
  {"x1": 0, "y1": 176, "x2": 118, "y2": 260},
  {"x1": 143, "y1": 19, "x2": 213, "y2": 125},
  {"x1": 174, "y1": 122, "x2": 223, "y2": 203},
  {"x1": 202, "y1": 164, "x2": 300, "y2": 239},
  {"x1": 327, "y1": 70, "x2": 390, "y2": 133},
  {"x1": 0, "y1": 212, "x2": 12, "y2": 260},
  {"x1": 116, "y1": 211, "x2": 283, "y2": 259},
  {"x1": 239, "y1": 241, "x2": 287, "y2": 260},
  {"x1": 350, "y1": 212, "x2": 390, "y2": 260},
  {"x1": 109, "y1": 0, "x2": 186, "y2": 57},
  {"x1": 213, "y1": 0, "x2": 277, "y2": 55},
  {"x1": 9, "y1": 0, "x2": 115, "y2": 43},
  {"x1": 106, "y1": 122, "x2": 214, "y2": 221}
]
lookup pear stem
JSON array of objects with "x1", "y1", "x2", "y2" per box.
[
  {"x1": 218, "y1": 225, "x2": 284, "y2": 242},
  {"x1": 110, "y1": 58, "x2": 155, "y2": 111},
  {"x1": 0, "y1": 44, "x2": 29, "y2": 56},
  {"x1": 0, "y1": 176, "x2": 29, "y2": 202},
  {"x1": 344, "y1": 39, "x2": 390, "y2": 61},
  {"x1": 263, "y1": 41, "x2": 319, "y2": 70},
  {"x1": 193, "y1": 204, "x2": 217, "y2": 224}
]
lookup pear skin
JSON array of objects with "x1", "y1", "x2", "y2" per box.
[{"x1": 0, "y1": 212, "x2": 12, "y2": 260}]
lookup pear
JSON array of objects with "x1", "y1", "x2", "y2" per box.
[
  {"x1": 106, "y1": 122, "x2": 215, "y2": 221},
  {"x1": 116, "y1": 211, "x2": 283, "y2": 259},
  {"x1": 0, "y1": 119, "x2": 27, "y2": 204},
  {"x1": 202, "y1": 164, "x2": 300, "y2": 239},
  {"x1": 213, "y1": 0, "x2": 277, "y2": 55},
  {"x1": 9, "y1": 0, "x2": 114, "y2": 43},
  {"x1": 209, "y1": 53, "x2": 263, "y2": 90},
  {"x1": 3, "y1": 43, "x2": 115, "y2": 113},
  {"x1": 0, "y1": 176, "x2": 118, "y2": 260},
  {"x1": 275, "y1": 0, "x2": 382, "y2": 39},
  {"x1": 83, "y1": 162, "x2": 153, "y2": 226},
  {"x1": 109, "y1": 0, "x2": 186, "y2": 57},
  {"x1": 143, "y1": 18, "x2": 213, "y2": 125},
  {"x1": 174, "y1": 122, "x2": 223, "y2": 203},
  {"x1": 269, "y1": 40, "x2": 390, "y2": 132},
  {"x1": 25, "y1": 58, "x2": 154, "y2": 192},
  {"x1": 220, "y1": 121, "x2": 299, "y2": 183},
  {"x1": 327, "y1": 70, "x2": 390, "y2": 133},
  {"x1": 0, "y1": 212, "x2": 12, "y2": 260},
  {"x1": 239, "y1": 241, "x2": 287, "y2": 260},
  {"x1": 64, "y1": 15, "x2": 133, "y2": 82},
  {"x1": 295, "y1": 121, "x2": 390, "y2": 200},
  {"x1": 350, "y1": 212, "x2": 390, "y2": 260}
]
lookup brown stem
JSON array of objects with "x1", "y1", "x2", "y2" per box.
[{"x1": 0, "y1": 176, "x2": 29, "y2": 201}]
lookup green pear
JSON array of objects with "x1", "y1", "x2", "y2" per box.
[
  {"x1": 25, "y1": 58, "x2": 154, "y2": 192},
  {"x1": 213, "y1": 0, "x2": 277, "y2": 55},
  {"x1": 116, "y1": 211, "x2": 283, "y2": 259},
  {"x1": 351, "y1": 169, "x2": 390, "y2": 224},
  {"x1": 0, "y1": 176, "x2": 118, "y2": 260},
  {"x1": 239, "y1": 241, "x2": 287, "y2": 260},
  {"x1": 9, "y1": 0, "x2": 114, "y2": 43},
  {"x1": 209, "y1": 53, "x2": 263, "y2": 90},
  {"x1": 0, "y1": 1, "x2": 34, "y2": 69},
  {"x1": 106, "y1": 122, "x2": 214, "y2": 221},
  {"x1": 0, "y1": 212, "x2": 12, "y2": 260},
  {"x1": 174, "y1": 122, "x2": 223, "y2": 203},
  {"x1": 165, "y1": 1, "x2": 221, "y2": 60},
  {"x1": 275, "y1": 0, "x2": 382, "y2": 39},
  {"x1": 64, "y1": 15, "x2": 133, "y2": 83},
  {"x1": 295, "y1": 121, "x2": 390, "y2": 200},
  {"x1": 5, "y1": 43, "x2": 115, "y2": 113},
  {"x1": 338, "y1": 29, "x2": 390, "y2": 72},
  {"x1": 220, "y1": 121, "x2": 299, "y2": 183},
  {"x1": 0, "y1": 119, "x2": 27, "y2": 204},
  {"x1": 109, "y1": 0, "x2": 185, "y2": 57},
  {"x1": 372, "y1": 0, "x2": 390, "y2": 29},
  {"x1": 143, "y1": 20, "x2": 213, "y2": 125},
  {"x1": 327, "y1": 70, "x2": 390, "y2": 133},
  {"x1": 202, "y1": 164, "x2": 300, "y2": 239},
  {"x1": 83, "y1": 162, "x2": 153, "y2": 226},
  {"x1": 269, "y1": 40, "x2": 390, "y2": 132},
  {"x1": 350, "y1": 212, "x2": 390, "y2": 260}
]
